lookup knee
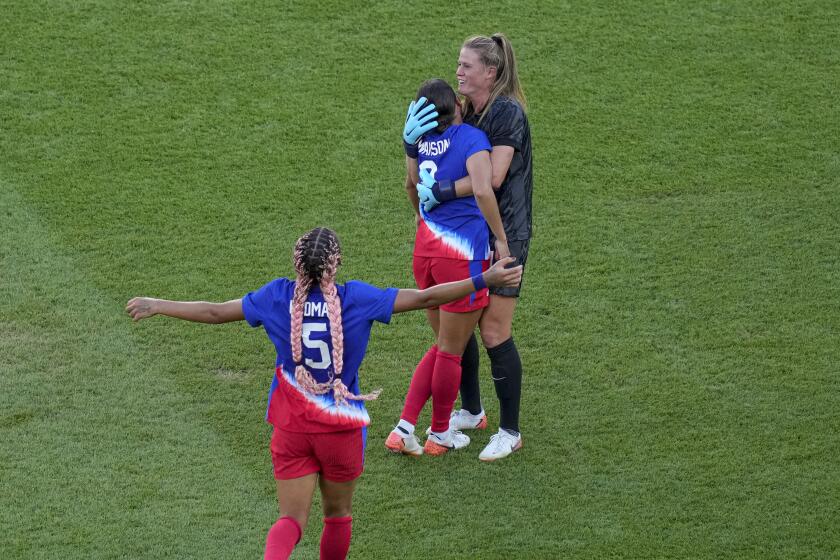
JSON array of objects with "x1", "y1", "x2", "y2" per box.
[
  {"x1": 281, "y1": 511, "x2": 309, "y2": 531},
  {"x1": 278, "y1": 504, "x2": 310, "y2": 530},
  {"x1": 480, "y1": 324, "x2": 510, "y2": 349},
  {"x1": 436, "y1": 331, "x2": 470, "y2": 356},
  {"x1": 322, "y1": 503, "x2": 352, "y2": 518},
  {"x1": 437, "y1": 340, "x2": 466, "y2": 356}
]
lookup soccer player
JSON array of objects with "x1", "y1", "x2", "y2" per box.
[
  {"x1": 404, "y1": 33, "x2": 533, "y2": 462},
  {"x1": 126, "y1": 227, "x2": 521, "y2": 560},
  {"x1": 385, "y1": 79, "x2": 510, "y2": 457}
]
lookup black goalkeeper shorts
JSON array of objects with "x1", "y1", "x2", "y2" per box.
[{"x1": 489, "y1": 238, "x2": 530, "y2": 298}]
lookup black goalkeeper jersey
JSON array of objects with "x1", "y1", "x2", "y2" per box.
[{"x1": 464, "y1": 96, "x2": 533, "y2": 241}]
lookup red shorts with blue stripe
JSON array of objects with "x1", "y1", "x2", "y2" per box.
[
  {"x1": 270, "y1": 426, "x2": 366, "y2": 482},
  {"x1": 412, "y1": 255, "x2": 489, "y2": 313}
]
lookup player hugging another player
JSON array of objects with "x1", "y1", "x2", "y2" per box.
[
  {"x1": 403, "y1": 33, "x2": 533, "y2": 462},
  {"x1": 386, "y1": 78, "x2": 510, "y2": 458}
]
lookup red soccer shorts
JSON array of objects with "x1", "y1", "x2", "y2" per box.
[
  {"x1": 412, "y1": 255, "x2": 489, "y2": 313},
  {"x1": 270, "y1": 427, "x2": 366, "y2": 482}
]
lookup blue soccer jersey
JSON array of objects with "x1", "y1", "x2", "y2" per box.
[
  {"x1": 414, "y1": 124, "x2": 492, "y2": 261},
  {"x1": 242, "y1": 278, "x2": 398, "y2": 432}
]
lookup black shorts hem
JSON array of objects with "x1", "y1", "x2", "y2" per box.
[{"x1": 488, "y1": 238, "x2": 529, "y2": 297}]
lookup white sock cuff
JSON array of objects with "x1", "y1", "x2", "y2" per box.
[
  {"x1": 429, "y1": 429, "x2": 452, "y2": 442},
  {"x1": 396, "y1": 419, "x2": 415, "y2": 435}
]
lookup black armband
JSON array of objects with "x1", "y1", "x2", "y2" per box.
[{"x1": 432, "y1": 179, "x2": 456, "y2": 202}]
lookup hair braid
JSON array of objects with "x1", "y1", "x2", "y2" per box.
[
  {"x1": 290, "y1": 275, "x2": 312, "y2": 364},
  {"x1": 290, "y1": 244, "x2": 332, "y2": 396},
  {"x1": 288, "y1": 227, "x2": 380, "y2": 405},
  {"x1": 319, "y1": 247, "x2": 344, "y2": 376}
]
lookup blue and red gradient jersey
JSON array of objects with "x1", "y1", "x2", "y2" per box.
[
  {"x1": 414, "y1": 124, "x2": 492, "y2": 261},
  {"x1": 242, "y1": 278, "x2": 398, "y2": 433}
]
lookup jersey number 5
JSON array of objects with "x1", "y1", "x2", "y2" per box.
[{"x1": 302, "y1": 323, "x2": 331, "y2": 369}]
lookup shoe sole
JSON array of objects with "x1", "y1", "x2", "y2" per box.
[
  {"x1": 479, "y1": 439, "x2": 523, "y2": 462},
  {"x1": 423, "y1": 440, "x2": 455, "y2": 456}
]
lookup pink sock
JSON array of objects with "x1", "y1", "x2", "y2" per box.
[
  {"x1": 319, "y1": 516, "x2": 352, "y2": 560},
  {"x1": 265, "y1": 516, "x2": 302, "y2": 560},
  {"x1": 400, "y1": 345, "x2": 437, "y2": 425},
  {"x1": 430, "y1": 349, "x2": 462, "y2": 433}
]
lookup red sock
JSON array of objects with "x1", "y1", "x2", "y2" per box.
[
  {"x1": 400, "y1": 345, "x2": 437, "y2": 425},
  {"x1": 430, "y1": 349, "x2": 462, "y2": 433},
  {"x1": 319, "y1": 516, "x2": 352, "y2": 560},
  {"x1": 264, "y1": 516, "x2": 302, "y2": 560}
]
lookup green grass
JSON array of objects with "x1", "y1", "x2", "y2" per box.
[{"x1": 2, "y1": 1, "x2": 839, "y2": 558}]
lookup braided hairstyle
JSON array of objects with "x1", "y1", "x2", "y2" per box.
[{"x1": 289, "y1": 227, "x2": 380, "y2": 406}]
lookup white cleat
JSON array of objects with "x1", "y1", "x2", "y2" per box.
[
  {"x1": 425, "y1": 409, "x2": 488, "y2": 435},
  {"x1": 479, "y1": 429, "x2": 523, "y2": 462},
  {"x1": 424, "y1": 430, "x2": 471, "y2": 456},
  {"x1": 448, "y1": 409, "x2": 488, "y2": 431}
]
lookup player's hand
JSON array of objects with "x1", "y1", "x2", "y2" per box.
[
  {"x1": 126, "y1": 297, "x2": 159, "y2": 321},
  {"x1": 416, "y1": 167, "x2": 441, "y2": 213},
  {"x1": 403, "y1": 97, "x2": 438, "y2": 145},
  {"x1": 494, "y1": 239, "x2": 511, "y2": 261},
  {"x1": 483, "y1": 257, "x2": 522, "y2": 288}
]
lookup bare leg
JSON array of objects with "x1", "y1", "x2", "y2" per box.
[
  {"x1": 276, "y1": 474, "x2": 319, "y2": 528},
  {"x1": 265, "y1": 474, "x2": 318, "y2": 560},
  {"x1": 437, "y1": 309, "x2": 483, "y2": 356},
  {"x1": 478, "y1": 295, "x2": 517, "y2": 348},
  {"x1": 319, "y1": 476, "x2": 356, "y2": 517},
  {"x1": 425, "y1": 307, "x2": 440, "y2": 338}
]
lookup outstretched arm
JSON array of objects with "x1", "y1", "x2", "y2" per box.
[
  {"x1": 392, "y1": 257, "x2": 521, "y2": 313},
  {"x1": 126, "y1": 297, "x2": 245, "y2": 324}
]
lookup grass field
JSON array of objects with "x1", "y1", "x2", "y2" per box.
[{"x1": 2, "y1": 1, "x2": 839, "y2": 558}]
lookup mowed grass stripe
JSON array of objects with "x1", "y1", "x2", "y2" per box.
[{"x1": 0, "y1": 185, "x2": 274, "y2": 560}]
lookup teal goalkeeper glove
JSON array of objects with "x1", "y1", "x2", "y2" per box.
[
  {"x1": 403, "y1": 97, "x2": 438, "y2": 146},
  {"x1": 416, "y1": 167, "x2": 456, "y2": 213}
]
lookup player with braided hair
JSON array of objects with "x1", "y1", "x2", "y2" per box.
[{"x1": 126, "y1": 226, "x2": 521, "y2": 560}]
